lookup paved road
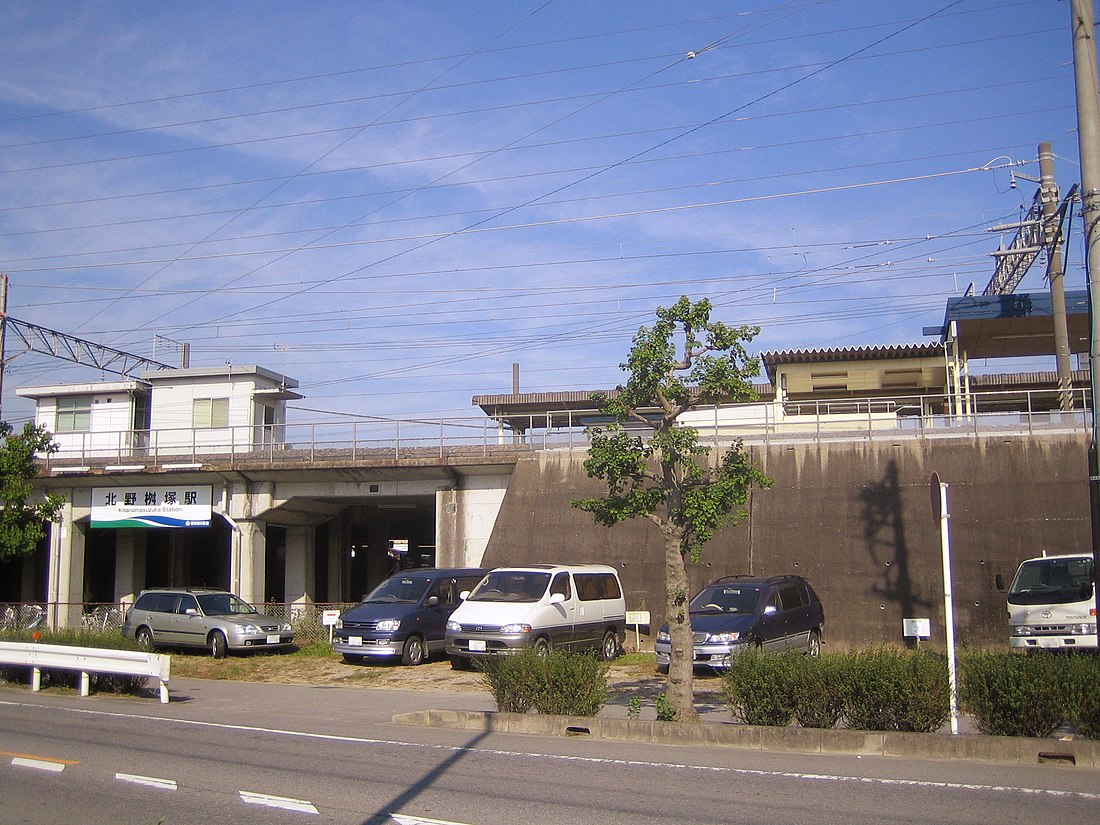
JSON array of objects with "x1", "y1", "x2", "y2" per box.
[{"x1": 1, "y1": 679, "x2": 1096, "y2": 824}]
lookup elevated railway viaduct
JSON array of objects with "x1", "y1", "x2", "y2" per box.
[{"x1": 15, "y1": 427, "x2": 1090, "y2": 650}]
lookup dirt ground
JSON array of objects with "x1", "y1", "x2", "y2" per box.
[{"x1": 170, "y1": 649, "x2": 729, "y2": 709}]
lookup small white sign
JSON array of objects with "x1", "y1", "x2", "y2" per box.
[
  {"x1": 321, "y1": 609, "x2": 341, "y2": 626},
  {"x1": 626, "y1": 610, "x2": 650, "y2": 625},
  {"x1": 903, "y1": 617, "x2": 931, "y2": 638}
]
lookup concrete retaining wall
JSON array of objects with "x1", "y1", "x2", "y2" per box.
[{"x1": 481, "y1": 433, "x2": 1092, "y2": 648}]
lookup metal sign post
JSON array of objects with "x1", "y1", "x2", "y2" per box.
[{"x1": 931, "y1": 472, "x2": 960, "y2": 735}]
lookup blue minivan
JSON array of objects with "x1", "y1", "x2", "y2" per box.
[{"x1": 334, "y1": 568, "x2": 488, "y2": 665}]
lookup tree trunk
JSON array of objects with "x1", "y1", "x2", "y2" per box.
[{"x1": 663, "y1": 525, "x2": 698, "y2": 721}]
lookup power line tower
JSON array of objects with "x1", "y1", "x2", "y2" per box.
[
  {"x1": 983, "y1": 144, "x2": 1078, "y2": 411},
  {"x1": 0, "y1": 274, "x2": 176, "y2": 419}
]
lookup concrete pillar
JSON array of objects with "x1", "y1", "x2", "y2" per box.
[
  {"x1": 285, "y1": 525, "x2": 315, "y2": 605},
  {"x1": 114, "y1": 530, "x2": 147, "y2": 607},
  {"x1": 47, "y1": 502, "x2": 85, "y2": 628},
  {"x1": 436, "y1": 488, "x2": 460, "y2": 568},
  {"x1": 232, "y1": 520, "x2": 266, "y2": 605},
  {"x1": 437, "y1": 474, "x2": 508, "y2": 568},
  {"x1": 222, "y1": 478, "x2": 273, "y2": 603}
]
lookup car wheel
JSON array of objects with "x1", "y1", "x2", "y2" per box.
[
  {"x1": 601, "y1": 630, "x2": 620, "y2": 661},
  {"x1": 135, "y1": 627, "x2": 154, "y2": 650},
  {"x1": 449, "y1": 655, "x2": 472, "y2": 671},
  {"x1": 806, "y1": 629, "x2": 822, "y2": 658},
  {"x1": 342, "y1": 653, "x2": 362, "y2": 665},
  {"x1": 209, "y1": 631, "x2": 228, "y2": 659},
  {"x1": 401, "y1": 635, "x2": 426, "y2": 666},
  {"x1": 531, "y1": 637, "x2": 550, "y2": 657},
  {"x1": 656, "y1": 663, "x2": 669, "y2": 675}
]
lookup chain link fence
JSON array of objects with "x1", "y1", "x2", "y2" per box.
[{"x1": 1, "y1": 601, "x2": 355, "y2": 646}]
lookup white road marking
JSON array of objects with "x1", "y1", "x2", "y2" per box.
[
  {"x1": 12, "y1": 756, "x2": 65, "y2": 773},
  {"x1": 4, "y1": 699, "x2": 1098, "y2": 803},
  {"x1": 392, "y1": 815, "x2": 473, "y2": 825},
  {"x1": 116, "y1": 772, "x2": 178, "y2": 790},
  {"x1": 240, "y1": 790, "x2": 319, "y2": 814}
]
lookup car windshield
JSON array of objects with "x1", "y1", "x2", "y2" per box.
[
  {"x1": 468, "y1": 571, "x2": 550, "y2": 603},
  {"x1": 197, "y1": 593, "x2": 257, "y2": 616},
  {"x1": 1007, "y1": 557, "x2": 1094, "y2": 606},
  {"x1": 362, "y1": 576, "x2": 431, "y2": 604},
  {"x1": 689, "y1": 584, "x2": 763, "y2": 614}
]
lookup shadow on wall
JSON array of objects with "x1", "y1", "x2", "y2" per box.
[{"x1": 860, "y1": 459, "x2": 931, "y2": 637}]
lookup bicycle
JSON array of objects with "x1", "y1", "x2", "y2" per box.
[{"x1": 81, "y1": 605, "x2": 123, "y2": 632}]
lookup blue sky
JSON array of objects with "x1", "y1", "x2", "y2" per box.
[{"x1": 0, "y1": 1, "x2": 1085, "y2": 426}]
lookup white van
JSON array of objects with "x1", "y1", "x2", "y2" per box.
[
  {"x1": 1000, "y1": 552, "x2": 1097, "y2": 650},
  {"x1": 444, "y1": 563, "x2": 626, "y2": 668}
]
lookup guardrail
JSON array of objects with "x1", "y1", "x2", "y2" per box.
[
  {"x1": 36, "y1": 386, "x2": 1094, "y2": 468},
  {"x1": 0, "y1": 641, "x2": 170, "y2": 703}
]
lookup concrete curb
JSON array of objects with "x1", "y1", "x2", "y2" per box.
[{"x1": 392, "y1": 709, "x2": 1100, "y2": 768}]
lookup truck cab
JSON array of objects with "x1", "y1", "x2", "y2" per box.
[{"x1": 1002, "y1": 553, "x2": 1097, "y2": 650}]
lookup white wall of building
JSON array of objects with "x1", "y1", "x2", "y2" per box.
[{"x1": 17, "y1": 382, "x2": 147, "y2": 459}]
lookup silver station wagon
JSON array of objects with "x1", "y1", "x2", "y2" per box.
[{"x1": 123, "y1": 587, "x2": 293, "y2": 658}]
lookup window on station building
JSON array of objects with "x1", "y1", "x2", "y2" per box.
[
  {"x1": 55, "y1": 395, "x2": 92, "y2": 432},
  {"x1": 193, "y1": 397, "x2": 230, "y2": 428}
]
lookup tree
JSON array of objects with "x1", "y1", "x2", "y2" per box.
[
  {"x1": 0, "y1": 421, "x2": 64, "y2": 562},
  {"x1": 571, "y1": 297, "x2": 771, "y2": 721}
]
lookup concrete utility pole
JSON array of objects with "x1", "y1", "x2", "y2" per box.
[
  {"x1": 1070, "y1": 0, "x2": 1100, "y2": 646},
  {"x1": 0, "y1": 274, "x2": 8, "y2": 421},
  {"x1": 1039, "y1": 144, "x2": 1074, "y2": 411}
]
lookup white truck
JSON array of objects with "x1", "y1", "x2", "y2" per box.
[{"x1": 1000, "y1": 552, "x2": 1097, "y2": 651}]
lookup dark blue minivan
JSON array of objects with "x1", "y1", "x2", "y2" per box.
[{"x1": 334, "y1": 568, "x2": 488, "y2": 665}]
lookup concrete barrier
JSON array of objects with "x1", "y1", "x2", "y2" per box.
[
  {"x1": 392, "y1": 709, "x2": 1100, "y2": 767},
  {"x1": 0, "y1": 642, "x2": 170, "y2": 703}
]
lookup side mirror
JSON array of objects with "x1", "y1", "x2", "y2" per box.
[
  {"x1": 994, "y1": 574, "x2": 1005, "y2": 592},
  {"x1": 185, "y1": 608, "x2": 199, "y2": 616},
  {"x1": 549, "y1": 592, "x2": 566, "y2": 605},
  {"x1": 762, "y1": 604, "x2": 778, "y2": 616},
  {"x1": 459, "y1": 590, "x2": 471, "y2": 601},
  {"x1": 426, "y1": 595, "x2": 439, "y2": 607}
]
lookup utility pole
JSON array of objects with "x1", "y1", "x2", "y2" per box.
[
  {"x1": 0, "y1": 274, "x2": 8, "y2": 421},
  {"x1": 1040, "y1": 144, "x2": 1074, "y2": 411},
  {"x1": 1070, "y1": 0, "x2": 1100, "y2": 647}
]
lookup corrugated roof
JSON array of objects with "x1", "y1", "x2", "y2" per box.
[{"x1": 759, "y1": 343, "x2": 943, "y2": 383}]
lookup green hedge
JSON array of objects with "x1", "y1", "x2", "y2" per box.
[
  {"x1": 477, "y1": 647, "x2": 610, "y2": 716},
  {"x1": 724, "y1": 648, "x2": 949, "y2": 734},
  {"x1": 722, "y1": 647, "x2": 1099, "y2": 739},
  {"x1": 838, "y1": 647, "x2": 950, "y2": 733},
  {"x1": 958, "y1": 651, "x2": 1100, "y2": 738}
]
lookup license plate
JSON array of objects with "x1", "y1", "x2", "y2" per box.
[
  {"x1": 348, "y1": 636, "x2": 363, "y2": 646},
  {"x1": 469, "y1": 640, "x2": 486, "y2": 652},
  {"x1": 266, "y1": 634, "x2": 280, "y2": 644}
]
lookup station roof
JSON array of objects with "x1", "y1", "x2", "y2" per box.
[{"x1": 924, "y1": 289, "x2": 1089, "y2": 358}]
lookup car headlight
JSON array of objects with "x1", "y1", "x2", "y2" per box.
[
  {"x1": 1071, "y1": 623, "x2": 1097, "y2": 635},
  {"x1": 656, "y1": 630, "x2": 670, "y2": 643},
  {"x1": 375, "y1": 619, "x2": 401, "y2": 632},
  {"x1": 500, "y1": 623, "x2": 532, "y2": 634},
  {"x1": 1012, "y1": 625, "x2": 1034, "y2": 637},
  {"x1": 279, "y1": 622, "x2": 292, "y2": 633},
  {"x1": 706, "y1": 632, "x2": 740, "y2": 644},
  {"x1": 446, "y1": 620, "x2": 461, "y2": 632},
  {"x1": 237, "y1": 623, "x2": 262, "y2": 634}
]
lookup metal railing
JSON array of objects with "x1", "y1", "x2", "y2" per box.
[{"x1": 39, "y1": 387, "x2": 1093, "y2": 468}]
